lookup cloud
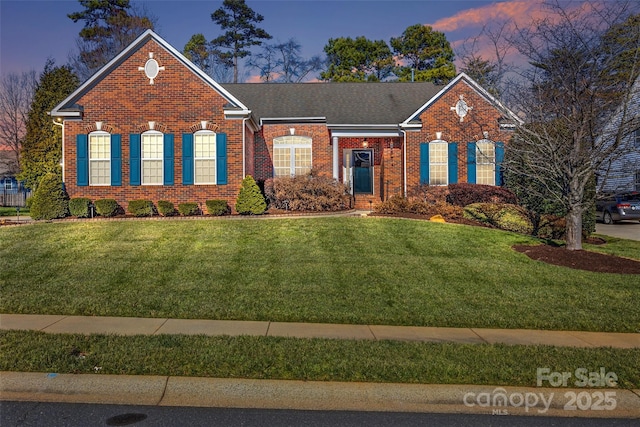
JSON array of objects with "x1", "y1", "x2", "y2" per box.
[{"x1": 430, "y1": 0, "x2": 546, "y2": 32}]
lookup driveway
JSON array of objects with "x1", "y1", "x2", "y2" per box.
[{"x1": 596, "y1": 221, "x2": 640, "y2": 241}]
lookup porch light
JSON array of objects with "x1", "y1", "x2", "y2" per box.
[{"x1": 362, "y1": 138, "x2": 368, "y2": 148}]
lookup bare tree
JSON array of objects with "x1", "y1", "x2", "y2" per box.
[
  {"x1": 457, "y1": 20, "x2": 515, "y2": 100},
  {"x1": 505, "y1": 1, "x2": 640, "y2": 250},
  {"x1": 249, "y1": 39, "x2": 324, "y2": 83},
  {"x1": 0, "y1": 71, "x2": 37, "y2": 175}
]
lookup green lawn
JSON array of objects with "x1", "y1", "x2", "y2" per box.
[
  {"x1": 1, "y1": 217, "x2": 639, "y2": 331},
  {"x1": 2, "y1": 331, "x2": 638, "y2": 388},
  {"x1": 0, "y1": 206, "x2": 28, "y2": 216}
]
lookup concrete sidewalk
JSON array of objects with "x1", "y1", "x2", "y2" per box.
[{"x1": 1, "y1": 314, "x2": 639, "y2": 348}]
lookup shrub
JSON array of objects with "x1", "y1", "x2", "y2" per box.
[
  {"x1": 157, "y1": 200, "x2": 175, "y2": 216},
  {"x1": 407, "y1": 184, "x2": 449, "y2": 204},
  {"x1": 463, "y1": 203, "x2": 533, "y2": 235},
  {"x1": 374, "y1": 195, "x2": 464, "y2": 221},
  {"x1": 264, "y1": 175, "x2": 351, "y2": 211},
  {"x1": 537, "y1": 215, "x2": 566, "y2": 240},
  {"x1": 127, "y1": 200, "x2": 154, "y2": 217},
  {"x1": 178, "y1": 202, "x2": 199, "y2": 216},
  {"x1": 236, "y1": 175, "x2": 266, "y2": 215},
  {"x1": 69, "y1": 198, "x2": 92, "y2": 218},
  {"x1": 447, "y1": 183, "x2": 518, "y2": 207},
  {"x1": 29, "y1": 173, "x2": 69, "y2": 220},
  {"x1": 94, "y1": 199, "x2": 119, "y2": 217},
  {"x1": 206, "y1": 199, "x2": 229, "y2": 216}
]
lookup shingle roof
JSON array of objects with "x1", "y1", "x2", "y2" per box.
[{"x1": 221, "y1": 82, "x2": 445, "y2": 126}]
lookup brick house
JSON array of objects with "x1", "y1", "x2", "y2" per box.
[{"x1": 50, "y1": 30, "x2": 520, "y2": 211}]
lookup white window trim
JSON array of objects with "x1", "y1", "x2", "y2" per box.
[
  {"x1": 476, "y1": 139, "x2": 496, "y2": 186},
  {"x1": 89, "y1": 131, "x2": 111, "y2": 186},
  {"x1": 273, "y1": 135, "x2": 312, "y2": 177},
  {"x1": 4, "y1": 178, "x2": 13, "y2": 191},
  {"x1": 194, "y1": 130, "x2": 217, "y2": 185},
  {"x1": 141, "y1": 130, "x2": 163, "y2": 186},
  {"x1": 429, "y1": 139, "x2": 448, "y2": 186}
]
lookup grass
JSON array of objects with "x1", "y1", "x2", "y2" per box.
[
  {"x1": 1, "y1": 330, "x2": 638, "y2": 388},
  {"x1": 1, "y1": 217, "x2": 639, "y2": 331},
  {"x1": 0, "y1": 206, "x2": 28, "y2": 216}
]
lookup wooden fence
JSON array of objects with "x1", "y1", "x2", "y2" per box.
[{"x1": 0, "y1": 190, "x2": 31, "y2": 207}]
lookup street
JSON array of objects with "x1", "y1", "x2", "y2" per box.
[{"x1": 2, "y1": 401, "x2": 638, "y2": 427}]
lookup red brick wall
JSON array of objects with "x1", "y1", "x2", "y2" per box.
[
  {"x1": 63, "y1": 38, "x2": 249, "y2": 211},
  {"x1": 257, "y1": 124, "x2": 332, "y2": 182},
  {"x1": 404, "y1": 79, "x2": 514, "y2": 193}
]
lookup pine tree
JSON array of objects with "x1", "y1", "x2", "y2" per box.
[
  {"x1": 235, "y1": 175, "x2": 266, "y2": 215},
  {"x1": 18, "y1": 60, "x2": 79, "y2": 190}
]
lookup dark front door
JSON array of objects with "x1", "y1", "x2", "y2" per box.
[{"x1": 352, "y1": 150, "x2": 373, "y2": 194}]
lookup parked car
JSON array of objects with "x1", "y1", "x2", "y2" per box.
[{"x1": 596, "y1": 192, "x2": 640, "y2": 224}]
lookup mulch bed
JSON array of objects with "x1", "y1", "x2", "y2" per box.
[{"x1": 513, "y1": 244, "x2": 640, "y2": 274}]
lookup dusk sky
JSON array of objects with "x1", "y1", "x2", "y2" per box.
[{"x1": 1, "y1": 0, "x2": 550, "y2": 79}]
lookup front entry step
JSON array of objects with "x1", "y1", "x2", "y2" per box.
[{"x1": 354, "y1": 195, "x2": 379, "y2": 210}]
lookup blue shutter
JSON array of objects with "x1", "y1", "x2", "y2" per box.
[
  {"x1": 182, "y1": 133, "x2": 194, "y2": 185},
  {"x1": 467, "y1": 142, "x2": 476, "y2": 184},
  {"x1": 163, "y1": 134, "x2": 174, "y2": 185},
  {"x1": 110, "y1": 134, "x2": 122, "y2": 186},
  {"x1": 130, "y1": 134, "x2": 141, "y2": 186},
  {"x1": 76, "y1": 134, "x2": 88, "y2": 186},
  {"x1": 495, "y1": 141, "x2": 505, "y2": 186},
  {"x1": 419, "y1": 143, "x2": 429, "y2": 185},
  {"x1": 216, "y1": 133, "x2": 227, "y2": 185},
  {"x1": 448, "y1": 143, "x2": 458, "y2": 184}
]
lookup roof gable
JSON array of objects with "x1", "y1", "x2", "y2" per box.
[
  {"x1": 51, "y1": 30, "x2": 249, "y2": 117},
  {"x1": 402, "y1": 73, "x2": 523, "y2": 126}
]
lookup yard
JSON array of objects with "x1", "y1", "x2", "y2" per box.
[{"x1": 1, "y1": 216, "x2": 639, "y2": 332}]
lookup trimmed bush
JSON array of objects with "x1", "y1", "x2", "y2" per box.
[
  {"x1": 69, "y1": 198, "x2": 92, "y2": 218},
  {"x1": 206, "y1": 199, "x2": 229, "y2": 216},
  {"x1": 463, "y1": 203, "x2": 534, "y2": 235},
  {"x1": 264, "y1": 175, "x2": 351, "y2": 211},
  {"x1": 447, "y1": 183, "x2": 518, "y2": 207},
  {"x1": 374, "y1": 195, "x2": 464, "y2": 221},
  {"x1": 127, "y1": 200, "x2": 154, "y2": 217},
  {"x1": 178, "y1": 202, "x2": 199, "y2": 216},
  {"x1": 29, "y1": 173, "x2": 69, "y2": 220},
  {"x1": 407, "y1": 184, "x2": 449, "y2": 204},
  {"x1": 157, "y1": 200, "x2": 175, "y2": 216},
  {"x1": 537, "y1": 214, "x2": 566, "y2": 240},
  {"x1": 94, "y1": 199, "x2": 119, "y2": 217},
  {"x1": 236, "y1": 175, "x2": 266, "y2": 215}
]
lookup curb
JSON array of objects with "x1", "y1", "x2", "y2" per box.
[{"x1": 1, "y1": 372, "x2": 639, "y2": 418}]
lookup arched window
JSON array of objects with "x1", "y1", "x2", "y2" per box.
[
  {"x1": 273, "y1": 135, "x2": 312, "y2": 177},
  {"x1": 194, "y1": 130, "x2": 216, "y2": 184},
  {"x1": 429, "y1": 140, "x2": 448, "y2": 185},
  {"x1": 476, "y1": 139, "x2": 495, "y2": 186},
  {"x1": 89, "y1": 131, "x2": 111, "y2": 185},
  {"x1": 141, "y1": 130, "x2": 163, "y2": 185}
]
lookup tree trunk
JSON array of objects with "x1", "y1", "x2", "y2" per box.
[{"x1": 565, "y1": 207, "x2": 583, "y2": 251}]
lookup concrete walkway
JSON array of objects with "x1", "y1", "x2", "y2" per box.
[{"x1": 2, "y1": 314, "x2": 639, "y2": 348}]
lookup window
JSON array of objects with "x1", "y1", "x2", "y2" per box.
[
  {"x1": 3, "y1": 178, "x2": 12, "y2": 191},
  {"x1": 429, "y1": 141, "x2": 448, "y2": 185},
  {"x1": 89, "y1": 132, "x2": 111, "y2": 185},
  {"x1": 273, "y1": 135, "x2": 312, "y2": 177},
  {"x1": 476, "y1": 140, "x2": 495, "y2": 186},
  {"x1": 194, "y1": 131, "x2": 216, "y2": 184},
  {"x1": 142, "y1": 131, "x2": 163, "y2": 185}
]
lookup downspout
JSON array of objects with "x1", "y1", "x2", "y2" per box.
[
  {"x1": 242, "y1": 117, "x2": 248, "y2": 178},
  {"x1": 400, "y1": 128, "x2": 407, "y2": 197},
  {"x1": 53, "y1": 118, "x2": 65, "y2": 183}
]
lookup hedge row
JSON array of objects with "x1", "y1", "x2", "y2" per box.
[{"x1": 65, "y1": 198, "x2": 231, "y2": 218}]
